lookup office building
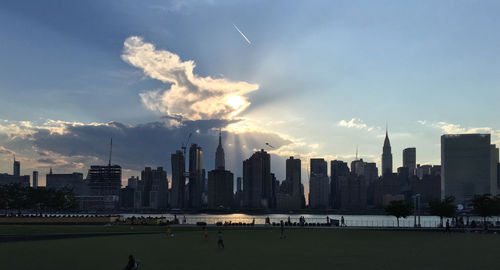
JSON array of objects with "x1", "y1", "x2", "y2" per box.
[
  {"x1": 236, "y1": 177, "x2": 242, "y2": 193},
  {"x1": 243, "y1": 149, "x2": 272, "y2": 209},
  {"x1": 208, "y1": 170, "x2": 234, "y2": 209},
  {"x1": 188, "y1": 144, "x2": 203, "y2": 209},
  {"x1": 86, "y1": 165, "x2": 122, "y2": 196},
  {"x1": 46, "y1": 171, "x2": 88, "y2": 196},
  {"x1": 13, "y1": 156, "x2": 20, "y2": 177},
  {"x1": 282, "y1": 156, "x2": 302, "y2": 209},
  {"x1": 170, "y1": 150, "x2": 185, "y2": 209},
  {"x1": 403, "y1": 147, "x2": 416, "y2": 175},
  {"x1": 0, "y1": 174, "x2": 30, "y2": 187},
  {"x1": 441, "y1": 134, "x2": 499, "y2": 204},
  {"x1": 32, "y1": 171, "x2": 38, "y2": 188},
  {"x1": 309, "y1": 158, "x2": 329, "y2": 209},
  {"x1": 141, "y1": 167, "x2": 169, "y2": 209},
  {"x1": 330, "y1": 160, "x2": 350, "y2": 209}
]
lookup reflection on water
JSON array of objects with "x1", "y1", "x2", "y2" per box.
[{"x1": 121, "y1": 213, "x2": 456, "y2": 227}]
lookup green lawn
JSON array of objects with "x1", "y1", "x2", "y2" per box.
[
  {"x1": 0, "y1": 224, "x2": 165, "y2": 235},
  {"x1": 1, "y1": 227, "x2": 499, "y2": 270}
]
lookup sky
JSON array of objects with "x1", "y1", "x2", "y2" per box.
[{"x1": 1, "y1": 0, "x2": 499, "y2": 191}]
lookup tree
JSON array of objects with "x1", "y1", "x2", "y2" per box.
[
  {"x1": 471, "y1": 194, "x2": 497, "y2": 227},
  {"x1": 385, "y1": 200, "x2": 412, "y2": 227},
  {"x1": 428, "y1": 196, "x2": 457, "y2": 227},
  {"x1": 0, "y1": 184, "x2": 78, "y2": 213}
]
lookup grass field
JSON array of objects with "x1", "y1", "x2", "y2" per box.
[{"x1": 1, "y1": 226, "x2": 499, "y2": 270}]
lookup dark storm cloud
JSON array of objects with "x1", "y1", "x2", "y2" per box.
[
  {"x1": 20, "y1": 119, "x2": 291, "y2": 177},
  {"x1": 37, "y1": 158, "x2": 58, "y2": 165}
]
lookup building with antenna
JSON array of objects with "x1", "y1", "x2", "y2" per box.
[
  {"x1": 208, "y1": 130, "x2": 234, "y2": 209},
  {"x1": 215, "y1": 129, "x2": 225, "y2": 170},
  {"x1": 382, "y1": 128, "x2": 393, "y2": 176},
  {"x1": 83, "y1": 139, "x2": 121, "y2": 210},
  {"x1": 0, "y1": 156, "x2": 29, "y2": 187}
]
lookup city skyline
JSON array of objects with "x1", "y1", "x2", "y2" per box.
[{"x1": 1, "y1": 1, "x2": 500, "y2": 188}]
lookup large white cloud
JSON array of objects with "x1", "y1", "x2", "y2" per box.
[
  {"x1": 337, "y1": 118, "x2": 376, "y2": 131},
  {"x1": 122, "y1": 36, "x2": 259, "y2": 120}
]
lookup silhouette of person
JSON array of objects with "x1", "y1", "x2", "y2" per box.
[
  {"x1": 123, "y1": 255, "x2": 137, "y2": 270},
  {"x1": 217, "y1": 231, "x2": 224, "y2": 248},
  {"x1": 341, "y1": 216, "x2": 346, "y2": 227},
  {"x1": 445, "y1": 219, "x2": 450, "y2": 234},
  {"x1": 280, "y1": 220, "x2": 285, "y2": 239}
]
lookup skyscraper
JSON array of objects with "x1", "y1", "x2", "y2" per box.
[
  {"x1": 330, "y1": 160, "x2": 349, "y2": 209},
  {"x1": 403, "y1": 147, "x2": 416, "y2": 175},
  {"x1": 47, "y1": 171, "x2": 88, "y2": 196},
  {"x1": 441, "y1": 134, "x2": 499, "y2": 204},
  {"x1": 243, "y1": 149, "x2": 272, "y2": 209},
  {"x1": 32, "y1": 171, "x2": 38, "y2": 188},
  {"x1": 382, "y1": 129, "x2": 393, "y2": 176},
  {"x1": 236, "y1": 177, "x2": 242, "y2": 193},
  {"x1": 285, "y1": 156, "x2": 302, "y2": 209},
  {"x1": 86, "y1": 165, "x2": 121, "y2": 196},
  {"x1": 141, "y1": 167, "x2": 169, "y2": 209},
  {"x1": 170, "y1": 150, "x2": 185, "y2": 209},
  {"x1": 215, "y1": 129, "x2": 225, "y2": 170},
  {"x1": 188, "y1": 144, "x2": 203, "y2": 209},
  {"x1": 309, "y1": 158, "x2": 329, "y2": 209},
  {"x1": 208, "y1": 131, "x2": 234, "y2": 209},
  {"x1": 208, "y1": 170, "x2": 234, "y2": 209},
  {"x1": 13, "y1": 156, "x2": 20, "y2": 177}
]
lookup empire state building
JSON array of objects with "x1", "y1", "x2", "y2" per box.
[{"x1": 215, "y1": 129, "x2": 225, "y2": 170}]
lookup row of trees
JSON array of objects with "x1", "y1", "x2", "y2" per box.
[
  {"x1": 385, "y1": 194, "x2": 500, "y2": 227},
  {"x1": 0, "y1": 184, "x2": 78, "y2": 213}
]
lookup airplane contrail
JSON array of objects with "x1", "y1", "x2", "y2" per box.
[{"x1": 233, "y1": 23, "x2": 251, "y2": 44}]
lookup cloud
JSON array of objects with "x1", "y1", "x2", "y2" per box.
[
  {"x1": 338, "y1": 118, "x2": 376, "y2": 131},
  {"x1": 0, "y1": 118, "x2": 294, "y2": 180},
  {"x1": 0, "y1": 146, "x2": 15, "y2": 155},
  {"x1": 121, "y1": 36, "x2": 259, "y2": 120},
  {"x1": 419, "y1": 120, "x2": 500, "y2": 144}
]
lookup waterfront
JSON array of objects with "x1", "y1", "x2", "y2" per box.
[{"x1": 120, "y1": 213, "x2": 498, "y2": 228}]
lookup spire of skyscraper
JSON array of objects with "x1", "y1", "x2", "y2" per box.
[
  {"x1": 215, "y1": 129, "x2": 225, "y2": 170},
  {"x1": 382, "y1": 125, "x2": 393, "y2": 176}
]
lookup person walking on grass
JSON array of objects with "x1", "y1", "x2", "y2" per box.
[
  {"x1": 280, "y1": 220, "x2": 286, "y2": 239},
  {"x1": 217, "y1": 231, "x2": 225, "y2": 248},
  {"x1": 167, "y1": 225, "x2": 173, "y2": 237},
  {"x1": 123, "y1": 255, "x2": 138, "y2": 270},
  {"x1": 203, "y1": 226, "x2": 209, "y2": 240}
]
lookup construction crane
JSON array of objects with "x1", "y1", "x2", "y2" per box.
[{"x1": 181, "y1": 133, "x2": 193, "y2": 156}]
